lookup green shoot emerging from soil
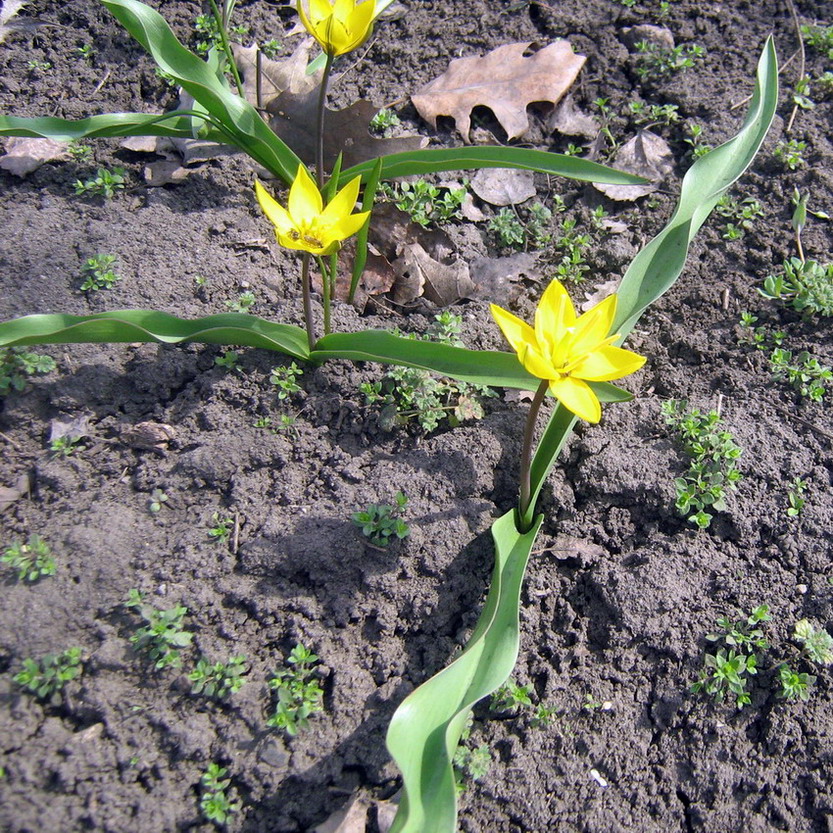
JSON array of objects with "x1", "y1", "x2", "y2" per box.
[
  {"x1": 73, "y1": 167, "x2": 126, "y2": 199},
  {"x1": 14, "y1": 647, "x2": 82, "y2": 701},
  {"x1": 209, "y1": 513, "x2": 234, "y2": 544},
  {"x1": 80, "y1": 254, "x2": 120, "y2": 292},
  {"x1": 662, "y1": 400, "x2": 743, "y2": 528},
  {"x1": 761, "y1": 257, "x2": 833, "y2": 318},
  {"x1": 489, "y1": 680, "x2": 533, "y2": 713},
  {"x1": 381, "y1": 179, "x2": 468, "y2": 227},
  {"x1": 124, "y1": 589, "x2": 193, "y2": 670},
  {"x1": 634, "y1": 40, "x2": 705, "y2": 80},
  {"x1": 352, "y1": 491, "x2": 410, "y2": 547},
  {"x1": 777, "y1": 663, "x2": 815, "y2": 702},
  {"x1": 189, "y1": 655, "x2": 247, "y2": 700},
  {"x1": 270, "y1": 362, "x2": 302, "y2": 399},
  {"x1": 267, "y1": 644, "x2": 324, "y2": 736},
  {"x1": 786, "y1": 476, "x2": 808, "y2": 517},
  {"x1": 199, "y1": 762, "x2": 241, "y2": 826},
  {"x1": 794, "y1": 619, "x2": 833, "y2": 665},
  {"x1": 452, "y1": 715, "x2": 491, "y2": 793},
  {"x1": 2, "y1": 534, "x2": 55, "y2": 583},
  {"x1": 0, "y1": 347, "x2": 56, "y2": 395}
]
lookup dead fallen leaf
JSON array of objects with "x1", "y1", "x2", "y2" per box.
[
  {"x1": 232, "y1": 40, "x2": 321, "y2": 108},
  {"x1": 142, "y1": 159, "x2": 194, "y2": 186},
  {"x1": 593, "y1": 130, "x2": 673, "y2": 201},
  {"x1": 411, "y1": 41, "x2": 585, "y2": 143},
  {"x1": 470, "y1": 168, "x2": 536, "y2": 206},
  {"x1": 579, "y1": 278, "x2": 620, "y2": 312},
  {"x1": 119, "y1": 135, "x2": 199, "y2": 186},
  {"x1": 548, "y1": 94, "x2": 598, "y2": 138},
  {"x1": 49, "y1": 415, "x2": 91, "y2": 444},
  {"x1": 0, "y1": 137, "x2": 68, "y2": 177},
  {"x1": 0, "y1": 0, "x2": 38, "y2": 44},
  {"x1": 267, "y1": 91, "x2": 427, "y2": 170},
  {"x1": 0, "y1": 471, "x2": 31, "y2": 513},
  {"x1": 313, "y1": 793, "x2": 370, "y2": 833},
  {"x1": 466, "y1": 252, "x2": 537, "y2": 305},
  {"x1": 393, "y1": 242, "x2": 475, "y2": 307},
  {"x1": 119, "y1": 422, "x2": 175, "y2": 452}
]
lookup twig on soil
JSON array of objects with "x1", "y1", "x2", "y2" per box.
[
  {"x1": 232, "y1": 512, "x2": 240, "y2": 554},
  {"x1": 770, "y1": 403, "x2": 833, "y2": 441},
  {"x1": 783, "y1": 0, "x2": 805, "y2": 134},
  {"x1": 0, "y1": 430, "x2": 21, "y2": 450},
  {"x1": 91, "y1": 69, "x2": 111, "y2": 98},
  {"x1": 730, "y1": 51, "x2": 798, "y2": 110}
]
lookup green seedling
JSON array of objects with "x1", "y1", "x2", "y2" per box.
[
  {"x1": 381, "y1": 178, "x2": 468, "y2": 227},
  {"x1": 124, "y1": 588, "x2": 192, "y2": 669},
  {"x1": 0, "y1": 346, "x2": 56, "y2": 395},
  {"x1": 194, "y1": 12, "x2": 248, "y2": 55},
  {"x1": 761, "y1": 257, "x2": 833, "y2": 318},
  {"x1": 801, "y1": 24, "x2": 833, "y2": 59},
  {"x1": 714, "y1": 194, "x2": 763, "y2": 240},
  {"x1": 370, "y1": 108, "x2": 401, "y2": 134},
  {"x1": 225, "y1": 290, "x2": 255, "y2": 313},
  {"x1": 634, "y1": 40, "x2": 704, "y2": 80},
  {"x1": 26, "y1": 59, "x2": 52, "y2": 73},
  {"x1": 352, "y1": 491, "x2": 410, "y2": 547},
  {"x1": 214, "y1": 350, "x2": 239, "y2": 371},
  {"x1": 260, "y1": 38, "x2": 282, "y2": 59},
  {"x1": 270, "y1": 362, "x2": 302, "y2": 399},
  {"x1": 769, "y1": 347, "x2": 831, "y2": 402},
  {"x1": 488, "y1": 201, "x2": 552, "y2": 250},
  {"x1": 662, "y1": 400, "x2": 743, "y2": 529},
  {"x1": 628, "y1": 100, "x2": 680, "y2": 127},
  {"x1": 50, "y1": 435, "x2": 83, "y2": 457},
  {"x1": 267, "y1": 643, "x2": 325, "y2": 735},
  {"x1": 80, "y1": 254, "x2": 120, "y2": 292},
  {"x1": 2, "y1": 534, "x2": 55, "y2": 582},
  {"x1": 189, "y1": 655, "x2": 247, "y2": 699},
  {"x1": 816, "y1": 70, "x2": 833, "y2": 97},
  {"x1": 148, "y1": 488, "x2": 168, "y2": 514},
  {"x1": 154, "y1": 66, "x2": 178, "y2": 87},
  {"x1": 794, "y1": 620, "x2": 833, "y2": 665},
  {"x1": 75, "y1": 43, "x2": 94, "y2": 61},
  {"x1": 14, "y1": 648, "x2": 82, "y2": 701},
  {"x1": 67, "y1": 141, "x2": 93, "y2": 162},
  {"x1": 708, "y1": 605, "x2": 771, "y2": 651},
  {"x1": 200, "y1": 762, "x2": 241, "y2": 826},
  {"x1": 209, "y1": 513, "x2": 233, "y2": 544},
  {"x1": 562, "y1": 143, "x2": 584, "y2": 156},
  {"x1": 786, "y1": 477, "x2": 807, "y2": 517},
  {"x1": 684, "y1": 122, "x2": 713, "y2": 159},
  {"x1": 490, "y1": 680, "x2": 533, "y2": 713},
  {"x1": 777, "y1": 663, "x2": 815, "y2": 702},
  {"x1": 774, "y1": 139, "x2": 807, "y2": 171},
  {"x1": 530, "y1": 703, "x2": 558, "y2": 729},
  {"x1": 73, "y1": 167, "x2": 126, "y2": 198},
  {"x1": 551, "y1": 216, "x2": 592, "y2": 283},
  {"x1": 452, "y1": 715, "x2": 491, "y2": 792}
]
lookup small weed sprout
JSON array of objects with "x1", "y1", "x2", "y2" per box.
[
  {"x1": 774, "y1": 139, "x2": 808, "y2": 171},
  {"x1": 214, "y1": 350, "x2": 239, "y2": 371},
  {"x1": 50, "y1": 435, "x2": 83, "y2": 457},
  {"x1": 148, "y1": 488, "x2": 168, "y2": 514},
  {"x1": 777, "y1": 663, "x2": 815, "y2": 702},
  {"x1": 490, "y1": 680, "x2": 533, "y2": 713},
  {"x1": 225, "y1": 290, "x2": 256, "y2": 313},
  {"x1": 270, "y1": 362, "x2": 302, "y2": 399},
  {"x1": 662, "y1": 400, "x2": 743, "y2": 529},
  {"x1": 684, "y1": 122, "x2": 713, "y2": 159},
  {"x1": 530, "y1": 703, "x2": 558, "y2": 729},
  {"x1": 124, "y1": 589, "x2": 192, "y2": 669},
  {"x1": 73, "y1": 167, "x2": 126, "y2": 199},
  {"x1": 352, "y1": 492, "x2": 410, "y2": 547},
  {"x1": 801, "y1": 24, "x2": 833, "y2": 59},
  {"x1": 189, "y1": 655, "x2": 247, "y2": 699},
  {"x1": 267, "y1": 643, "x2": 325, "y2": 735},
  {"x1": 80, "y1": 254, "x2": 120, "y2": 292},
  {"x1": 381, "y1": 179, "x2": 468, "y2": 227},
  {"x1": 714, "y1": 194, "x2": 764, "y2": 240},
  {"x1": 786, "y1": 477, "x2": 807, "y2": 517},
  {"x1": 67, "y1": 141, "x2": 93, "y2": 162},
  {"x1": 488, "y1": 202, "x2": 552, "y2": 251},
  {"x1": 760, "y1": 257, "x2": 833, "y2": 318},
  {"x1": 260, "y1": 38, "x2": 282, "y2": 59},
  {"x1": 209, "y1": 513, "x2": 234, "y2": 544},
  {"x1": 194, "y1": 13, "x2": 248, "y2": 54},
  {"x1": 634, "y1": 40, "x2": 705, "y2": 80},
  {"x1": 0, "y1": 347, "x2": 56, "y2": 395},
  {"x1": 370, "y1": 108, "x2": 401, "y2": 134},
  {"x1": 769, "y1": 347, "x2": 831, "y2": 402},
  {"x1": 14, "y1": 648, "x2": 82, "y2": 701},
  {"x1": 794, "y1": 620, "x2": 833, "y2": 665},
  {"x1": 199, "y1": 763, "x2": 241, "y2": 826},
  {"x1": 2, "y1": 534, "x2": 55, "y2": 583},
  {"x1": 629, "y1": 100, "x2": 680, "y2": 127},
  {"x1": 26, "y1": 59, "x2": 52, "y2": 73},
  {"x1": 75, "y1": 43, "x2": 94, "y2": 61},
  {"x1": 453, "y1": 715, "x2": 491, "y2": 792}
]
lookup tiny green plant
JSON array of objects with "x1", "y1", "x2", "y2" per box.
[
  {"x1": 75, "y1": 43, "x2": 95, "y2": 61},
  {"x1": 774, "y1": 138, "x2": 807, "y2": 171},
  {"x1": 73, "y1": 167, "x2": 126, "y2": 199},
  {"x1": 124, "y1": 589, "x2": 192, "y2": 669},
  {"x1": 0, "y1": 346, "x2": 56, "y2": 395},
  {"x1": 189, "y1": 655, "x2": 247, "y2": 700},
  {"x1": 760, "y1": 257, "x2": 833, "y2": 318},
  {"x1": 270, "y1": 362, "x2": 302, "y2": 399},
  {"x1": 50, "y1": 434, "x2": 83, "y2": 457},
  {"x1": 629, "y1": 100, "x2": 680, "y2": 127},
  {"x1": 148, "y1": 488, "x2": 168, "y2": 514},
  {"x1": 214, "y1": 350, "x2": 239, "y2": 371},
  {"x1": 194, "y1": 12, "x2": 248, "y2": 55},
  {"x1": 714, "y1": 194, "x2": 764, "y2": 240},
  {"x1": 80, "y1": 254, "x2": 120, "y2": 292},
  {"x1": 381, "y1": 179, "x2": 468, "y2": 227},
  {"x1": 634, "y1": 40, "x2": 704, "y2": 81},
  {"x1": 452, "y1": 716, "x2": 491, "y2": 792},
  {"x1": 769, "y1": 347, "x2": 831, "y2": 402},
  {"x1": 352, "y1": 492, "x2": 410, "y2": 547},
  {"x1": 260, "y1": 38, "x2": 282, "y2": 59},
  {"x1": 530, "y1": 703, "x2": 558, "y2": 729},
  {"x1": 662, "y1": 400, "x2": 743, "y2": 529},
  {"x1": 209, "y1": 513, "x2": 233, "y2": 544},
  {"x1": 488, "y1": 202, "x2": 552, "y2": 250},
  {"x1": 267, "y1": 643, "x2": 325, "y2": 735},
  {"x1": 67, "y1": 141, "x2": 93, "y2": 162},
  {"x1": 13, "y1": 648, "x2": 82, "y2": 701},
  {"x1": 489, "y1": 680, "x2": 533, "y2": 713},
  {"x1": 225, "y1": 290, "x2": 255, "y2": 313},
  {"x1": 786, "y1": 477, "x2": 807, "y2": 517},
  {"x1": 708, "y1": 605, "x2": 771, "y2": 651},
  {"x1": 777, "y1": 663, "x2": 815, "y2": 702},
  {"x1": 26, "y1": 59, "x2": 52, "y2": 73},
  {"x1": 801, "y1": 24, "x2": 833, "y2": 59},
  {"x1": 199, "y1": 762, "x2": 241, "y2": 826},
  {"x1": 794, "y1": 620, "x2": 833, "y2": 665},
  {"x1": 2, "y1": 534, "x2": 55, "y2": 583},
  {"x1": 370, "y1": 108, "x2": 401, "y2": 134},
  {"x1": 684, "y1": 122, "x2": 713, "y2": 159}
]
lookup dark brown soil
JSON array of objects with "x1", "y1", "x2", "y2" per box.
[{"x1": 1, "y1": 1, "x2": 833, "y2": 832}]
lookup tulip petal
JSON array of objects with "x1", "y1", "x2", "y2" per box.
[
  {"x1": 317, "y1": 210, "x2": 369, "y2": 251},
  {"x1": 288, "y1": 164, "x2": 323, "y2": 225},
  {"x1": 255, "y1": 179, "x2": 296, "y2": 236},
  {"x1": 569, "y1": 294, "x2": 617, "y2": 357},
  {"x1": 518, "y1": 343, "x2": 558, "y2": 380},
  {"x1": 490, "y1": 304, "x2": 538, "y2": 358},
  {"x1": 549, "y1": 376, "x2": 601, "y2": 423},
  {"x1": 308, "y1": 0, "x2": 334, "y2": 22},
  {"x1": 571, "y1": 344, "x2": 647, "y2": 381},
  {"x1": 320, "y1": 176, "x2": 361, "y2": 225},
  {"x1": 535, "y1": 279, "x2": 575, "y2": 354}
]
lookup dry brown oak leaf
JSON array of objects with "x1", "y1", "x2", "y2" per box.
[{"x1": 411, "y1": 41, "x2": 585, "y2": 143}]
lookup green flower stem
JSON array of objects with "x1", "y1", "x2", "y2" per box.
[
  {"x1": 517, "y1": 379, "x2": 550, "y2": 531},
  {"x1": 301, "y1": 254, "x2": 316, "y2": 350},
  {"x1": 207, "y1": 0, "x2": 244, "y2": 98},
  {"x1": 316, "y1": 256, "x2": 331, "y2": 337},
  {"x1": 316, "y1": 53, "x2": 335, "y2": 187}
]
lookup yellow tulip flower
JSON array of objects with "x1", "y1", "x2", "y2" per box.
[
  {"x1": 297, "y1": 0, "x2": 375, "y2": 58},
  {"x1": 255, "y1": 164, "x2": 370, "y2": 257},
  {"x1": 490, "y1": 279, "x2": 646, "y2": 424}
]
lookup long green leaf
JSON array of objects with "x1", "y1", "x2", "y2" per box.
[
  {"x1": 386, "y1": 511, "x2": 542, "y2": 833},
  {"x1": 519, "y1": 36, "x2": 778, "y2": 531},
  {"x1": 100, "y1": 0, "x2": 301, "y2": 183},
  {"x1": 342, "y1": 146, "x2": 647, "y2": 184},
  {"x1": 0, "y1": 311, "x2": 310, "y2": 360}
]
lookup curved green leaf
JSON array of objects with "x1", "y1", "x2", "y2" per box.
[
  {"x1": 342, "y1": 145, "x2": 647, "y2": 184},
  {"x1": 386, "y1": 511, "x2": 542, "y2": 833},
  {"x1": 0, "y1": 311, "x2": 310, "y2": 360}
]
